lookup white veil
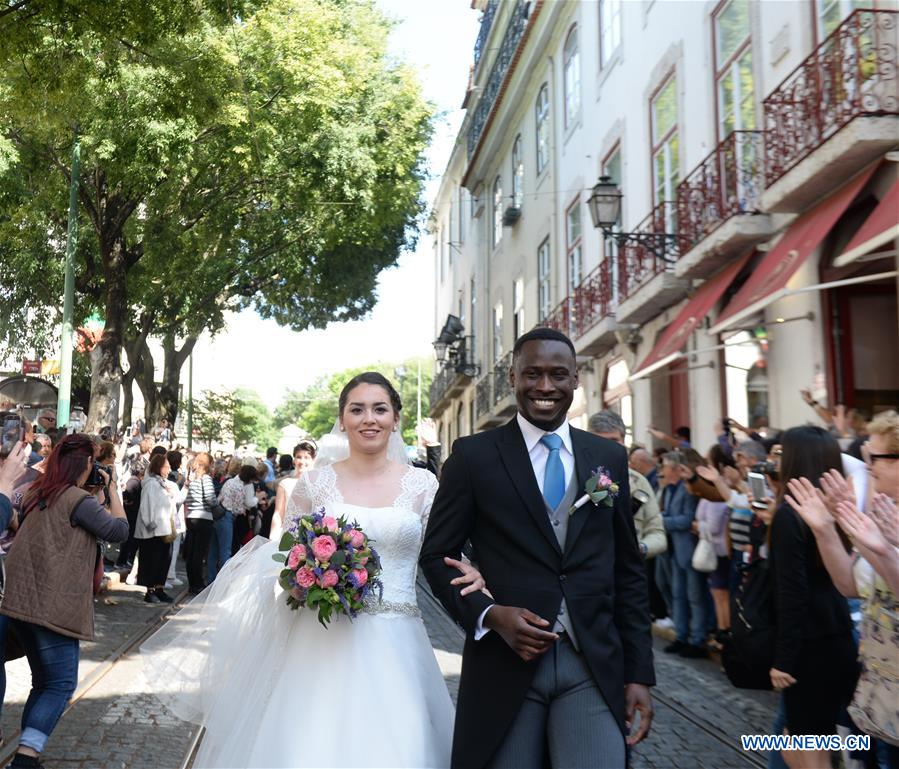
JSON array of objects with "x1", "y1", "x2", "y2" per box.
[{"x1": 313, "y1": 419, "x2": 412, "y2": 468}]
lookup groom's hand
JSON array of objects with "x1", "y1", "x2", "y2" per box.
[
  {"x1": 484, "y1": 605, "x2": 558, "y2": 662},
  {"x1": 624, "y1": 683, "x2": 653, "y2": 746}
]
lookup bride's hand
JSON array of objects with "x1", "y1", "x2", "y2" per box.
[{"x1": 445, "y1": 556, "x2": 492, "y2": 598}]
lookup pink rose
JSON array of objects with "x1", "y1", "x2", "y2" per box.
[
  {"x1": 352, "y1": 568, "x2": 368, "y2": 587},
  {"x1": 349, "y1": 529, "x2": 365, "y2": 548},
  {"x1": 311, "y1": 535, "x2": 337, "y2": 562},
  {"x1": 295, "y1": 566, "x2": 316, "y2": 589},
  {"x1": 319, "y1": 570, "x2": 339, "y2": 588},
  {"x1": 358, "y1": 556, "x2": 369, "y2": 566},
  {"x1": 598, "y1": 474, "x2": 612, "y2": 488},
  {"x1": 322, "y1": 516, "x2": 338, "y2": 532},
  {"x1": 287, "y1": 545, "x2": 305, "y2": 570}
]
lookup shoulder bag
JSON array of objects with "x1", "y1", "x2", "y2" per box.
[
  {"x1": 201, "y1": 478, "x2": 228, "y2": 522},
  {"x1": 721, "y1": 557, "x2": 775, "y2": 690}
]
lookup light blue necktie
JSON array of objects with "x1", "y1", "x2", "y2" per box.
[{"x1": 540, "y1": 433, "x2": 565, "y2": 511}]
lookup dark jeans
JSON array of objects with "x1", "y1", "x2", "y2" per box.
[
  {"x1": 137, "y1": 537, "x2": 172, "y2": 590},
  {"x1": 208, "y1": 512, "x2": 233, "y2": 584},
  {"x1": 185, "y1": 517, "x2": 213, "y2": 592},
  {"x1": 0, "y1": 616, "x2": 79, "y2": 754},
  {"x1": 115, "y1": 505, "x2": 140, "y2": 567}
]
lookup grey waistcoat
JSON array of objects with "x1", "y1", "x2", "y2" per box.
[{"x1": 546, "y1": 475, "x2": 581, "y2": 650}]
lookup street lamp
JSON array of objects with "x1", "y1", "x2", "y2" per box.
[{"x1": 587, "y1": 176, "x2": 681, "y2": 263}]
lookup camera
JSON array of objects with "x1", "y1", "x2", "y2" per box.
[
  {"x1": 752, "y1": 460, "x2": 779, "y2": 482},
  {"x1": 87, "y1": 462, "x2": 112, "y2": 488},
  {"x1": 0, "y1": 412, "x2": 24, "y2": 458}
]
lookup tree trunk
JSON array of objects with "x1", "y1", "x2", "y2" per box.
[
  {"x1": 86, "y1": 237, "x2": 127, "y2": 432},
  {"x1": 158, "y1": 332, "x2": 198, "y2": 426},
  {"x1": 121, "y1": 314, "x2": 153, "y2": 437}
]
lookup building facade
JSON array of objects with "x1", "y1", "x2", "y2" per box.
[{"x1": 430, "y1": 0, "x2": 899, "y2": 452}]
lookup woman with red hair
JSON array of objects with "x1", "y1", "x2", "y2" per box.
[{"x1": 0, "y1": 434, "x2": 129, "y2": 769}]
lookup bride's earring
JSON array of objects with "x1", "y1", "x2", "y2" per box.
[{"x1": 339, "y1": 425, "x2": 345, "y2": 432}]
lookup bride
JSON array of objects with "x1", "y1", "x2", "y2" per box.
[{"x1": 142, "y1": 372, "x2": 483, "y2": 768}]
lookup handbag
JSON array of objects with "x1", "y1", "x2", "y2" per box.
[
  {"x1": 721, "y1": 558, "x2": 775, "y2": 690},
  {"x1": 691, "y1": 531, "x2": 717, "y2": 573},
  {"x1": 847, "y1": 569, "x2": 899, "y2": 744},
  {"x1": 203, "y1": 481, "x2": 228, "y2": 522}
]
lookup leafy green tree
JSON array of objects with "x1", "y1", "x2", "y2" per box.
[
  {"x1": 233, "y1": 388, "x2": 279, "y2": 450},
  {"x1": 190, "y1": 388, "x2": 238, "y2": 450},
  {"x1": 275, "y1": 359, "x2": 432, "y2": 446},
  {"x1": 0, "y1": 0, "x2": 432, "y2": 430}
]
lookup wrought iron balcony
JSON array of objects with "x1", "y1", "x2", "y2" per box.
[
  {"x1": 492, "y1": 351, "x2": 513, "y2": 405},
  {"x1": 763, "y1": 9, "x2": 899, "y2": 188},
  {"x1": 616, "y1": 201, "x2": 686, "y2": 302},
  {"x1": 467, "y1": 0, "x2": 529, "y2": 157},
  {"x1": 573, "y1": 260, "x2": 615, "y2": 339},
  {"x1": 475, "y1": 375, "x2": 492, "y2": 420},
  {"x1": 473, "y1": 0, "x2": 499, "y2": 71},
  {"x1": 429, "y1": 364, "x2": 456, "y2": 410},
  {"x1": 676, "y1": 130, "x2": 764, "y2": 249},
  {"x1": 538, "y1": 298, "x2": 575, "y2": 337}
]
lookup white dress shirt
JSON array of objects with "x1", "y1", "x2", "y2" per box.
[{"x1": 474, "y1": 414, "x2": 575, "y2": 639}]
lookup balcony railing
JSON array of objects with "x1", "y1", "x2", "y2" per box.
[
  {"x1": 475, "y1": 375, "x2": 492, "y2": 419},
  {"x1": 764, "y1": 9, "x2": 899, "y2": 187},
  {"x1": 429, "y1": 364, "x2": 456, "y2": 408},
  {"x1": 676, "y1": 130, "x2": 764, "y2": 249},
  {"x1": 467, "y1": 0, "x2": 529, "y2": 157},
  {"x1": 573, "y1": 259, "x2": 616, "y2": 338},
  {"x1": 538, "y1": 298, "x2": 575, "y2": 337},
  {"x1": 473, "y1": 0, "x2": 499, "y2": 71},
  {"x1": 492, "y1": 351, "x2": 513, "y2": 405},
  {"x1": 617, "y1": 201, "x2": 685, "y2": 302}
]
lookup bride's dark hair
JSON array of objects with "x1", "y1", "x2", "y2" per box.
[{"x1": 338, "y1": 372, "x2": 402, "y2": 416}]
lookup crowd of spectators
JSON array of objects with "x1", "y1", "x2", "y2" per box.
[{"x1": 605, "y1": 402, "x2": 898, "y2": 769}]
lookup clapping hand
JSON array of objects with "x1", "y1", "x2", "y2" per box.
[
  {"x1": 820, "y1": 469, "x2": 856, "y2": 513},
  {"x1": 696, "y1": 465, "x2": 720, "y2": 484},
  {"x1": 870, "y1": 494, "x2": 899, "y2": 549},
  {"x1": 785, "y1": 478, "x2": 835, "y2": 532},
  {"x1": 0, "y1": 440, "x2": 29, "y2": 498},
  {"x1": 416, "y1": 418, "x2": 439, "y2": 447},
  {"x1": 834, "y1": 500, "x2": 891, "y2": 558},
  {"x1": 444, "y1": 556, "x2": 491, "y2": 598}
]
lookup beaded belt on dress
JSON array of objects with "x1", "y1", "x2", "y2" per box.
[{"x1": 361, "y1": 598, "x2": 421, "y2": 618}]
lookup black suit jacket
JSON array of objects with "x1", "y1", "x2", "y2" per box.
[{"x1": 420, "y1": 417, "x2": 655, "y2": 769}]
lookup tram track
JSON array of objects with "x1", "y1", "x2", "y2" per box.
[
  {"x1": 0, "y1": 585, "x2": 190, "y2": 768},
  {"x1": 417, "y1": 575, "x2": 769, "y2": 769}
]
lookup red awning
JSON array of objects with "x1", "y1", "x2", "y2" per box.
[
  {"x1": 630, "y1": 251, "x2": 753, "y2": 380},
  {"x1": 834, "y1": 176, "x2": 899, "y2": 267},
  {"x1": 708, "y1": 164, "x2": 879, "y2": 334}
]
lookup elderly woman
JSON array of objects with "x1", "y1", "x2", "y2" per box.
[
  {"x1": 135, "y1": 454, "x2": 186, "y2": 604},
  {"x1": 0, "y1": 434, "x2": 128, "y2": 767},
  {"x1": 787, "y1": 411, "x2": 899, "y2": 764}
]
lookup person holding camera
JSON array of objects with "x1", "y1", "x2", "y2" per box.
[
  {"x1": 135, "y1": 454, "x2": 186, "y2": 604},
  {"x1": 0, "y1": 434, "x2": 128, "y2": 769}
]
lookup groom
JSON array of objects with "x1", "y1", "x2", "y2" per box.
[{"x1": 420, "y1": 328, "x2": 655, "y2": 768}]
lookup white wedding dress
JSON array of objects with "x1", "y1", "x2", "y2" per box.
[{"x1": 142, "y1": 464, "x2": 454, "y2": 768}]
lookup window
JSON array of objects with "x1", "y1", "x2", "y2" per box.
[
  {"x1": 513, "y1": 278, "x2": 525, "y2": 340},
  {"x1": 600, "y1": 0, "x2": 621, "y2": 67},
  {"x1": 469, "y1": 276, "x2": 477, "y2": 362},
  {"x1": 563, "y1": 26, "x2": 580, "y2": 129},
  {"x1": 458, "y1": 186, "x2": 466, "y2": 243},
  {"x1": 566, "y1": 199, "x2": 583, "y2": 292},
  {"x1": 651, "y1": 74, "x2": 679, "y2": 229},
  {"x1": 535, "y1": 84, "x2": 549, "y2": 175},
  {"x1": 492, "y1": 176, "x2": 503, "y2": 248},
  {"x1": 714, "y1": 0, "x2": 754, "y2": 139},
  {"x1": 492, "y1": 302, "x2": 504, "y2": 363},
  {"x1": 603, "y1": 359, "x2": 633, "y2": 444},
  {"x1": 537, "y1": 237, "x2": 551, "y2": 321},
  {"x1": 511, "y1": 135, "x2": 524, "y2": 209},
  {"x1": 817, "y1": 0, "x2": 864, "y2": 40},
  {"x1": 602, "y1": 145, "x2": 622, "y2": 304}
]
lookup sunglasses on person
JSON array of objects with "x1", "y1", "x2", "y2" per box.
[{"x1": 861, "y1": 444, "x2": 899, "y2": 465}]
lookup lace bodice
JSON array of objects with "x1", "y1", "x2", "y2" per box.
[{"x1": 286, "y1": 465, "x2": 438, "y2": 609}]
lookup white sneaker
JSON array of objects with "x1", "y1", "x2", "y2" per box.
[
  {"x1": 171, "y1": 577, "x2": 184, "y2": 586},
  {"x1": 164, "y1": 581, "x2": 174, "y2": 589},
  {"x1": 654, "y1": 618, "x2": 675, "y2": 630}
]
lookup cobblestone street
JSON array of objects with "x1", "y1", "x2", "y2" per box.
[{"x1": 0, "y1": 565, "x2": 779, "y2": 769}]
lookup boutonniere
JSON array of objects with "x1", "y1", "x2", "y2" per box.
[{"x1": 569, "y1": 466, "x2": 619, "y2": 516}]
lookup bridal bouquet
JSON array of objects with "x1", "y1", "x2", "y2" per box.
[{"x1": 273, "y1": 507, "x2": 382, "y2": 626}]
